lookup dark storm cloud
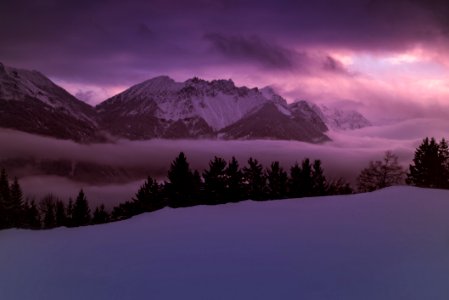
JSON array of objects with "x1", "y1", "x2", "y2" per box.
[
  {"x1": 0, "y1": 0, "x2": 447, "y2": 86},
  {"x1": 322, "y1": 56, "x2": 348, "y2": 74},
  {"x1": 204, "y1": 33, "x2": 295, "y2": 69},
  {"x1": 408, "y1": 0, "x2": 449, "y2": 32},
  {"x1": 204, "y1": 33, "x2": 350, "y2": 75}
]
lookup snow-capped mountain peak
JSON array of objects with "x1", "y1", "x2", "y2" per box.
[
  {"x1": 99, "y1": 76, "x2": 291, "y2": 132},
  {"x1": 94, "y1": 76, "x2": 330, "y2": 142}
]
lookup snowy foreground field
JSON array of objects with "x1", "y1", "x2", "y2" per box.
[{"x1": 1, "y1": 187, "x2": 449, "y2": 299}]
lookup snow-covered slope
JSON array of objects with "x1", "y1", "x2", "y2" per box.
[
  {"x1": 1, "y1": 186, "x2": 449, "y2": 299},
  {"x1": 97, "y1": 77, "x2": 329, "y2": 142},
  {"x1": 290, "y1": 100, "x2": 371, "y2": 131},
  {"x1": 0, "y1": 63, "x2": 103, "y2": 142},
  {"x1": 288, "y1": 100, "x2": 329, "y2": 132},
  {"x1": 313, "y1": 103, "x2": 371, "y2": 130}
]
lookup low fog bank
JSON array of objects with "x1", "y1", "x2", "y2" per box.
[
  {"x1": 20, "y1": 176, "x2": 144, "y2": 209},
  {"x1": 2, "y1": 117, "x2": 447, "y2": 205}
]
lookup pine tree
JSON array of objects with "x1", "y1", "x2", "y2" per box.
[
  {"x1": 406, "y1": 138, "x2": 449, "y2": 188},
  {"x1": 166, "y1": 152, "x2": 197, "y2": 207},
  {"x1": 311, "y1": 160, "x2": 327, "y2": 196},
  {"x1": 225, "y1": 157, "x2": 244, "y2": 202},
  {"x1": 192, "y1": 170, "x2": 203, "y2": 203},
  {"x1": 72, "y1": 189, "x2": 91, "y2": 226},
  {"x1": 111, "y1": 201, "x2": 139, "y2": 221},
  {"x1": 203, "y1": 156, "x2": 227, "y2": 204},
  {"x1": 289, "y1": 163, "x2": 302, "y2": 198},
  {"x1": 266, "y1": 161, "x2": 288, "y2": 199},
  {"x1": 92, "y1": 204, "x2": 110, "y2": 224},
  {"x1": 288, "y1": 159, "x2": 315, "y2": 198},
  {"x1": 9, "y1": 177, "x2": 24, "y2": 227},
  {"x1": 55, "y1": 200, "x2": 67, "y2": 227},
  {"x1": 242, "y1": 158, "x2": 266, "y2": 200},
  {"x1": 133, "y1": 176, "x2": 164, "y2": 212},
  {"x1": 300, "y1": 158, "x2": 313, "y2": 197},
  {"x1": 40, "y1": 194, "x2": 56, "y2": 229},
  {"x1": 0, "y1": 168, "x2": 11, "y2": 228},
  {"x1": 437, "y1": 138, "x2": 449, "y2": 187},
  {"x1": 357, "y1": 151, "x2": 404, "y2": 192},
  {"x1": 66, "y1": 198, "x2": 74, "y2": 227},
  {"x1": 23, "y1": 199, "x2": 41, "y2": 229}
]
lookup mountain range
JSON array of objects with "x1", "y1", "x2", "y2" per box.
[{"x1": 0, "y1": 63, "x2": 371, "y2": 143}]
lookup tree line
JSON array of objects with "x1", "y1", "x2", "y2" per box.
[
  {"x1": 0, "y1": 170, "x2": 109, "y2": 230},
  {"x1": 0, "y1": 136, "x2": 447, "y2": 230},
  {"x1": 111, "y1": 154, "x2": 352, "y2": 220},
  {"x1": 0, "y1": 154, "x2": 351, "y2": 229},
  {"x1": 356, "y1": 137, "x2": 449, "y2": 192}
]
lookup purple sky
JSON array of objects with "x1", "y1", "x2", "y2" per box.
[{"x1": 2, "y1": 0, "x2": 449, "y2": 122}]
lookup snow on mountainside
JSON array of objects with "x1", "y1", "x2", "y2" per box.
[
  {"x1": 0, "y1": 63, "x2": 96, "y2": 123},
  {"x1": 1, "y1": 187, "x2": 449, "y2": 299},
  {"x1": 0, "y1": 63, "x2": 103, "y2": 142},
  {"x1": 288, "y1": 100, "x2": 329, "y2": 132},
  {"x1": 98, "y1": 77, "x2": 289, "y2": 131},
  {"x1": 313, "y1": 103, "x2": 371, "y2": 130},
  {"x1": 289, "y1": 99, "x2": 371, "y2": 131},
  {"x1": 97, "y1": 77, "x2": 329, "y2": 142},
  {"x1": 0, "y1": 62, "x2": 367, "y2": 142}
]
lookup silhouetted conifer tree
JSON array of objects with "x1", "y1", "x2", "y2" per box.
[
  {"x1": 225, "y1": 157, "x2": 244, "y2": 202},
  {"x1": 203, "y1": 156, "x2": 227, "y2": 204},
  {"x1": 192, "y1": 170, "x2": 203, "y2": 201},
  {"x1": 300, "y1": 159, "x2": 313, "y2": 197},
  {"x1": 243, "y1": 158, "x2": 266, "y2": 200},
  {"x1": 133, "y1": 176, "x2": 165, "y2": 212},
  {"x1": 66, "y1": 198, "x2": 74, "y2": 227},
  {"x1": 0, "y1": 168, "x2": 11, "y2": 228},
  {"x1": 72, "y1": 189, "x2": 91, "y2": 226},
  {"x1": 40, "y1": 194, "x2": 56, "y2": 229},
  {"x1": 55, "y1": 200, "x2": 67, "y2": 227},
  {"x1": 311, "y1": 160, "x2": 327, "y2": 196},
  {"x1": 92, "y1": 204, "x2": 110, "y2": 224},
  {"x1": 407, "y1": 137, "x2": 449, "y2": 188},
  {"x1": 9, "y1": 177, "x2": 23, "y2": 227},
  {"x1": 111, "y1": 201, "x2": 140, "y2": 221},
  {"x1": 266, "y1": 161, "x2": 288, "y2": 199},
  {"x1": 166, "y1": 152, "x2": 198, "y2": 207},
  {"x1": 289, "y1": 163, "x2": 302, "y2": 198},
  {"x1": 23, "y1": 198, "x2": 41, "y2": 229}
]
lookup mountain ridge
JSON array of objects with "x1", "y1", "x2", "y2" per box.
[
  {"x1": 0, "y1": 63, "x2": 371, "y2": 143},
  {"x1": 0, "y1": 63, "x2": 104, "y2": 142}
]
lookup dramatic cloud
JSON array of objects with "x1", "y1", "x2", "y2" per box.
[
  {"x1": 204, "y1": 33, "x2": 296, "y2": 69},
  {"x1": 204, "y1": 33, "x2": 350, "y2": 75},
  {"x1": 1, "y1": 0, "x2": 449, "y2": 118}
]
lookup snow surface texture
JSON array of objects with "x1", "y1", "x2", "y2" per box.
[{"x1": 1, "y1": 186, "x2": 449, "y2": 300}]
